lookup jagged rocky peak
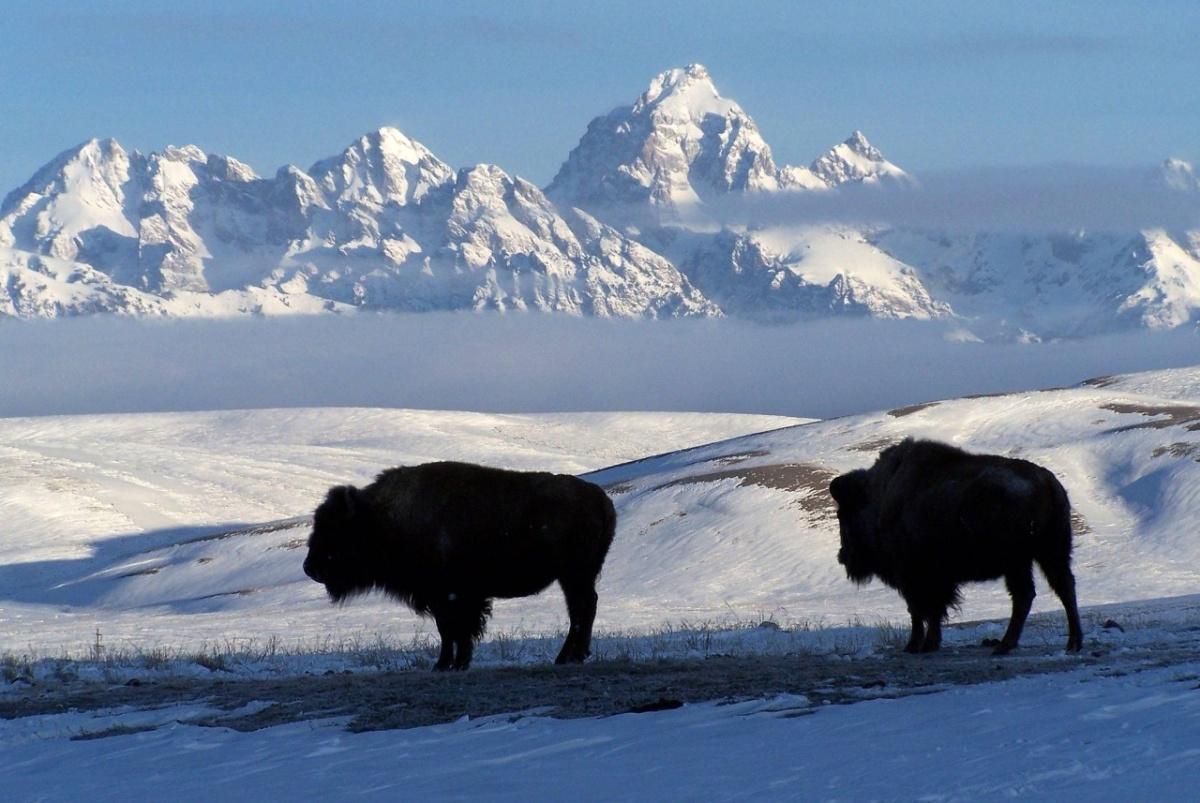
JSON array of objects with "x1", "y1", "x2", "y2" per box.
[
  {"x1": 308, "y1": 126, "x2": 455, "y2": 208},
  {"x1": 141, "y1": 146, "x2": 263, "y2": 205},
  {"x1": 158, "y1": 143, "x2": 207, "y2": 163},
  {"x1": 3, "y1": 138, "x2": 130, "y2": 215},
  {"x1": 204, "y1": 151, "x2": 260, "y2": 183},
  {"x1": 0, "y1": 137, "x2": 139, "y2": 257},
  {"x1": 547, "y1": 63, "x2": 783, "y2": 211},
  {"x1": 547, "y1": 65, "x2": 917, "y2": 214},
  {"x1": 272, "y1": 165, "x2": 328, "y2": 217},
  {"x1": 809, "y1": 131, "x2": 910, "y2": 187}
]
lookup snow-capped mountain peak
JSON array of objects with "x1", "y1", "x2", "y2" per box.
[
  {"x1": 633, "y1": 63, "x2": 733, "y2": 120},
  {"x1": 547, "y1": 63, "x2": 783, "y2": 212},
  {"x1": 0, "y1": 138, "x2": 137, "y2": 258},
  {"x1": 309, "y1": 126, "x2": 455, "y2": 210},
  {"x1": 809, "y1": 131, "x2": 911, "y2": 186}
]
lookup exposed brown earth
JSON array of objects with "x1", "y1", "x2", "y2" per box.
[{"x1": 0, "y1": 637, "x2": 1163, "y2": 737}]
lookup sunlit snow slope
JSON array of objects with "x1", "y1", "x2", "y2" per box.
[{"x1": 1, "y1": 368, "x2": 1199, "y2": 657}]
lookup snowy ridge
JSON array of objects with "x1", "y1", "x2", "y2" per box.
[
  {"x1": 3, "y1": 65, "x2": 1200, "y2": 336},
  {"x1": 0, "y1": 133, "x2": 711, "y2": 318}
]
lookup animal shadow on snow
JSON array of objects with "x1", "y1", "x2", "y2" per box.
[{"x1": 0, "y1": 519, "x2": 310, "y2": 610}]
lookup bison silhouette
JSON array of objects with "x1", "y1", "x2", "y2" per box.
[
  {"x1": 303, "y1": 461, "x2": 617, "y2": 670},
  {"x1": 829, "y1": 438, "x2": 1083, "y2": 655}
]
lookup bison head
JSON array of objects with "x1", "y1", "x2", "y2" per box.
[
  {"x1": 829, "y1": 469, "x2": 878, "y2": 584},
  {"x1": 303, "y1": 485, "x2": 376, "y2": 602}
]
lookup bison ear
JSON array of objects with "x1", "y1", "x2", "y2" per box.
[
  {"x1": 829, "y1": 470, "x2": 869, "y2": 508},
  {"x1": 343, "y1": 485, "x2": 362, "y2": 519},
  {"x1": 325, "y1": 484, "x2": 363, "y2": 520}
]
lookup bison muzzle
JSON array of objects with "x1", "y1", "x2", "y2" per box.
[
  {"x1": 303, "y1": 461, "x2": 617, "y2": 671},
  {"x1": 829, "y1": 438, "x2": 1084, "y2": 655}
]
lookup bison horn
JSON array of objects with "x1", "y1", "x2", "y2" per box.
[{"x1": 343, "y1": 485, "x2": 357, "y2": 518}]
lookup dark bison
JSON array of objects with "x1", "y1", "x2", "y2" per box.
[
  {"x1": 303, "y1": 461, "x2": 617, "y2": 671},
  {"x1": 829, "y1": 438, "x2": 1083, "y2": 655}
]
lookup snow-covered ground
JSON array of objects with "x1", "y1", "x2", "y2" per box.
[
  {"x1": 3, "y1": 355, "x2": 1200, "y2": 799},
  {"x1": 6, "y1": 657, "x2": 1200, "y2": 801}
]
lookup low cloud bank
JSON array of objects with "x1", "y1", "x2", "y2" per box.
[
  {"x1": 3, "y1": 314, "x2": 1197, "y2": 420},
  {"x1": 700, "y1": 164, "x2": 1200, "y2": 234}
]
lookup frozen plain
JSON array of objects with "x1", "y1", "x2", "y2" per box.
[{"x1": 2, "y1": 337, "x2": 1200, "y2": 799}]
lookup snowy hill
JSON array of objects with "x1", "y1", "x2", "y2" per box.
[
  {"x1": 2, "y1": 368, "x2": 1199, "y2": 652},
  {"x1": 4, "y1": 369, "x2": 1200, "y2": 797},
  {"x1": 3, "y1": 65, "x2": 1199, "y2": 336}
]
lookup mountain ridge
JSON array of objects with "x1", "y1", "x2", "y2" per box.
[{"x1": 2, "y1": 64, "x2": 1198, "y2": 338}]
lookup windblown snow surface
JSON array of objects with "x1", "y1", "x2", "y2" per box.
[{"x1": 3, "y1": 369, "x2": 1200, "y2": 800}]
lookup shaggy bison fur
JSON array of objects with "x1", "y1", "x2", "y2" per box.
[
  {"x1": 829, "y1": 438, "x2": 1083, "y2": 655},
  {"x1": 303, "y1": 461, "x2": 617, "y2": 671}
]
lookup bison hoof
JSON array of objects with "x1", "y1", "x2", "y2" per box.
[
  {"x1": 990, "y1": 641, "x2": 1014, "y2": 656},
  {"x1": 1066, "y1": 637, "x2": 1083, "y2": 652}
]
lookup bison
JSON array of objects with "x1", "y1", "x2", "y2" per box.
[
  {"x1": 303, "y1": 461, "x2": 617, "y2": 671},
  {"x1": 829, "y1": 438, "x2": 1083, "y2": 655}
]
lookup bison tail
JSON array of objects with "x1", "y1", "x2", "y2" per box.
[
  {"x1": 1049, "y1": 474, "x2": 1074, "y2": 555},
  {"x1": 591, "y1": 486, "x2": 618, "y2": 572},
  {"x1": 1036, "y1": 470, "x2": 1085, "y2": 652},
  {"x1": 602, "y1": 494, "x2": 618, "y2": 544},
  {"x1": 1033, "y1": 469, "x2": 1075, "y2": 568}
]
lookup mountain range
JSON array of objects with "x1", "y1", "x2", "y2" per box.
[{"x1": 2, "y1": 63, "x2": 1198, "y2": 339}]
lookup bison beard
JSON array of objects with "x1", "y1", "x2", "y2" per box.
[
  {"x1": 303, "y1": 461, "x2": 617, "y2": 671},
  {"x1": 829, "y1": 438, "x2": 1084, "y2": 656}
]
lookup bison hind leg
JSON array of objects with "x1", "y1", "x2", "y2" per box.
[
  {"x1": 991, "y1": 568, "x2": 1036, "y2": 656},
  {"x1": 556, "y1": 581, "x2": 599, "y2": 664},
  {"x1": 1039, "y1": 561, "x2": 1084, "y2": 652}
]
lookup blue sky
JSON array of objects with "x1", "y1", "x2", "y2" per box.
[{"x1": 2, "y1": 0, "x2": 1198, "y2": 196}]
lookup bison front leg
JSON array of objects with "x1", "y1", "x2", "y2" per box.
[
  {"x1": 903, "y1": 595, "x2": 948, "y2": 653},
  {"x1": 920, "y1": 616, "x2": 944, "y2": 652},
  {"x1": 432, "y1": 614, "x2": 459, "y2": 671},
  {"x1": 431, "y1": 596, "x2": 492, "y2": 671},
  {"x1": 903, "y1": 606, "x2": 927, "y2": 653}
]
